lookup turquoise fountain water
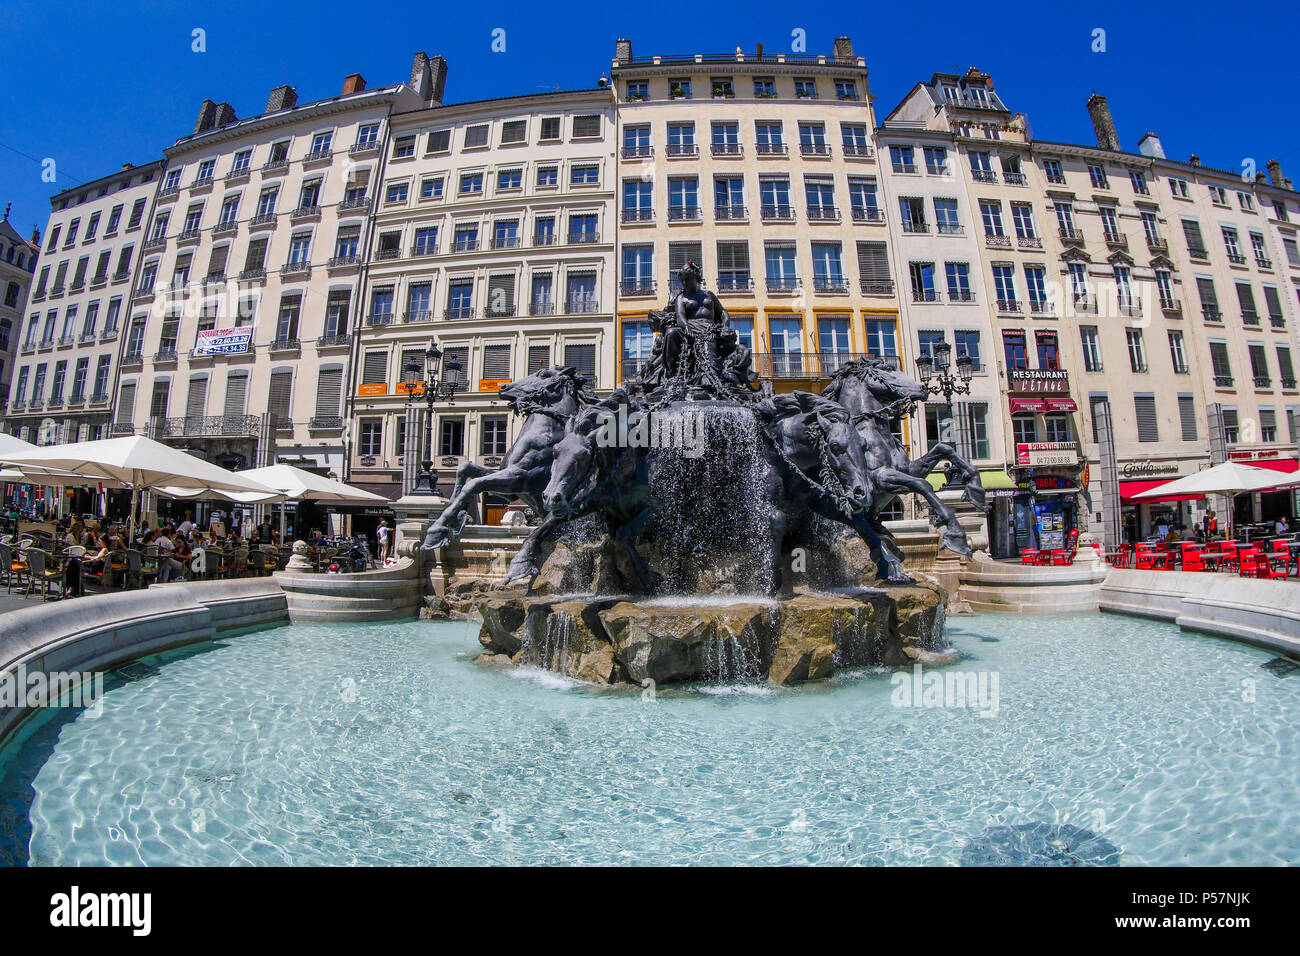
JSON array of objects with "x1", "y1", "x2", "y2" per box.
[{"x1": 1, "y1": 611, "x2": 1297, "y2": 866}]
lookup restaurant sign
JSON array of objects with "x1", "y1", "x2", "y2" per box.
[
  {"x1": 194, "y1": 327, "x2": 253, "y2": 355},
  {"x1": 1016, "y1": 442, "x2": 1080, "y2": 466},
  {"x1": 1120, "y1": 460, "x2": 1181, "y2": 477},
  {"x1": 1007, "y1": 368, "x2": 1070, "y2": 395}
]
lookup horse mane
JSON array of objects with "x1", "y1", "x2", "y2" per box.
[{"x1": 822, "y1": 357, "x2": 892, "y2": 401}]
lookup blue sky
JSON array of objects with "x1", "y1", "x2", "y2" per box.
[{"x1": 0, "y1": 0, "x2": 1294, "y2": 238}]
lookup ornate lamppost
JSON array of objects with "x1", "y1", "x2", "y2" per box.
[
  {"x1": 915, "y1": 339, "x2": 973, "y2": 404},
  {"x1": 402, "y1": 339, "x2": 462, "y2": 496}
]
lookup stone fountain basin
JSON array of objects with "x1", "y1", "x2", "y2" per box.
[{"x1": 474, "y1": 585, "x2": 954, "y2": 687}]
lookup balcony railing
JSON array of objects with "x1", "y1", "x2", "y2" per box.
[
  {"x1": 191, "y1": 174, "x2": 215, "y2": 190},
  {"x1": 1059, "y1": 227, "x2": 1084, "y2": 243},
  {"x1": 1045, "y1": 172, "x2": 1066, "y2": 185},
  {"x1": 1003, "y1": 172, "x2": 1028, "y2": 186},
  {"x1": 1256, "y1": 256, "x2": 1273, "y2": 269},
  {"x1": 490, "y1": 236, "x2": 522, "y2": 250},
  {"x1": 213, "y1": 220, "x2": 238, "y2": 237},
  {"x1": 269, "y1": 338, "x2": 301, "y2": 355},
  {"x1": 620, "y1": 281, "x2": 657, "y2": 297},
  {"x1": 766, "y1": 277, "x2": 800, "y2": 293},
  {"x1": 1146, "y1": 237, "x2": 1168, "y2": 252},
  {"x1": 280, "y1": 261, "x2": 312, "y2": 278},
  {"x1": 971, "y1": 170, "x2": 998, "y2": 184},
  {"x1": 1242, "y1": 310, "x2": 1260, "y2": 326},
  {"x1": 238, "y1": 268, "x2": 266, "y2": 281},
  {"x1": 529, "y1": 300, "x2": 556, "y2": 316},
  {"x1": 445, "y1": 307, "x2": 475, "y2": 320},
  {"x1": 304, "y1": 148, "x2": 332, "y2": 165},
  {"x1": 309, "y1": 416, "x2": 345, "y2": 430},
  {"x1": 249, "y1": 212, "x2": 277, "y2": 228},
  {"x1": 568, "y1": 232, "x2": 600, "y2": 245},
  {"x1": 1017, "y1": 235, "x2": 1043, "y2": 249},
  {"x1": 761, "y1": 204, "x2": 795, "y2": 221},
  {"x1": 367, "y1": 312, "x2": 394, "y2": 327},
  {"x1": 755, "y1": 143, "x2": 788, "y2": 156},
  {"x1": 328, "y1": 255, "x2": 360, "y2": 269},
  {"x1": 715, "y1": 204, "x2": 747, "y2": 221},
  {"x1": 901, "y1": 221, "x2": 929, "y2": 234},
  {"x1": 667, "y1": 207, "x2": 702, "y2": 222},
  {"x1": 143, "y1": 235, "x2": 167, "y2": 250},
  {"x1": 813, "y1": 277, "x2": 849, "y2": 294},
  {"x1": 317, "y1": 333, "x2": 350, "y2": 348},
  {"x1": 157, "y1": 415, "x2": 260, "y2": 438},
  {"x1": 912, "y1": 290, "x2": 942, "y2": 303},
  {"x1": 750, "y1": 351, "x2": 900, "y2": 379},
  {"x1": 842, "y1": 144, "x2": 873, "y2": 158},
  {"x1": 1161, "y1": 299, "x2": 1182, "y2": 315},
  {"x1": 851, "y1": 207, "x2": 885, "y2": 223},
  {"x1": 711, "y1": 143, "x2": 743, "y2": 158},
  {"x1": 1253, "y1": 376, "x2": 1272, "y2": 388},
  {"x1": 1202, "y1": 308, "x2": 1222, "y2": 323},
  {"x1": 1269, "y1": 314, "x2": 1286, "y2": 329},
  {"x1": 716, "y1": 276, "x2": 754, "y2": 293},
  {"x1": 566, "y1": 297, "x2": 601, "y2": 314},
  {"x1": 806, "y1": 207, "x2": 840, "y2": 222},
  {"x1": 799, "y1": 143, "x2": 831, "y2": 157},
  {"x1": 376, "y1": 247, "x2": 402, "y2": 260},
  {"x1": 621, "y1": 145, "x2": 653, "y2": 159},
  {"x1": 937, "y1": 222, "x2": 964, "y2": 235},
  {"x1": 622, "y1": 209, "x2": 655, "y2": 223},
  {"x1": 338, "y1": 196, "x2": 371, "y2": 213},
  {"x1": 997, "y1": 299, "x2": 1022, "y2": 313},
  {"x1": 1104, "y1": 232, "x2": 1127, "y2": 248},
  {"x1": 349, "y1": 142, "x2": 380, "y2": 156},
  {"x1": 290, "y1": 205, "x2": 321, "y2": 221},
  {"x1": 1226, "y1": 252, "x2": 1246, "y2": 265},
  {"x1": 860, "y1": 281, "x2": 894, "y2": 295},
  {"x1": 984, "y1": 234, "x2": 1010, "y2": 248},
  {"x1": 262, "y1": 159, "x2": 289, "y2": 174},
  {"x1": 665, "y1": 144, "x2": 698, "y2": 158},
  {"x1": 453, "y1": 238, "x2": 480, "y2": 252}
]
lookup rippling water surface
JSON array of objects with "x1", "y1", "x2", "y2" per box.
[{"x1": 1, "y1": 612, "x2": 1297, "y2": 866}]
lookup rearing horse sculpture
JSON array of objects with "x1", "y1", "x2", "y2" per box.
[
  {"x1": 421, "y1": 366, "x2": 597, "y2": 580},
  {"x1": 823, "y1": 358, "x2": 986, "y2": 557}
]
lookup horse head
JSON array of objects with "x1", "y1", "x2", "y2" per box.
[
  {"x1": 499, "y1": 365, "x2": 597, "y2": 418},
  {"x1": 825, "y1": 357, "x2": 928, "y2": 414},
  {"x1": 810, "y1": 399, "x2": 873, "y2": 508}
]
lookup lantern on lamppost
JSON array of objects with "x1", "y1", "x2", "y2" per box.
[{"x1": 402, "y1": 339, "x2": 462, "y2": 496}]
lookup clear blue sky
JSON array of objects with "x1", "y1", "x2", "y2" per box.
[{"x1": 1, "y1": 0, "x2": 1294, "y2": 239}]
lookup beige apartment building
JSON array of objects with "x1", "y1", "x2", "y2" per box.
[
  {"x1": 8, "y1": 164, "x2": 159, "y2": 482},
  {"x1": 116, "y1": 71, "x2": 429, "y2": 494},
  {"x1": 349, "y1": 86, "x2": 616, "y2": 507},
  {"x1": 875, "y1": 91, "x2": 1006, "y2": 512},
  {"x1": 608, "y1": 38, "x2": 903, "y2": 442},
  {"x1": 0, "y1": 213, "x2": 40, "y2": 410}
]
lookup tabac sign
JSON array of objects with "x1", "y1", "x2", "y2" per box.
[
  {"x1": 1007, "y1": 368, "x2": 1069, "y2": 395},
  {"x1": 194, "y1": 327, "x2": 253, "y2": 356}
]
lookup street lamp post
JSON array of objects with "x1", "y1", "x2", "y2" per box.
[
  {"x1": 915, "y1": 340, "x2": 975, "y2": 487},
  {"x1": 402, "y1": 339, "x2": 462, "y2": 496}
]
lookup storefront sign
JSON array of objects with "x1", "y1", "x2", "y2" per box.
[
  {"x1": 194, "y1": 327, "x2": 252, "y2": 356},
  {"x1": 357, "y1": 383, "x2": 386, "y2": 397},
  {"x1": 1120, "y1": 460, "x2": 1182, "y2": 477},
  {"x1": 439, "y1": 456, "x2": 460, "y2": 468},
  {"x1": 1229, "y1": 449, "x2": 1281, "y2": 461},
  {"x1": 477, "y1": 379, "x2": 510, "y2": 392},
  {"x1": 1007, "y1": 368, "x2": 1070, "y2": 395},
  {"x1": 1016, "y1": 442, "x2": 1080, "y2": 466}
]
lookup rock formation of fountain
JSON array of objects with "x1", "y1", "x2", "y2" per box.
[{"x1": 423, "y1": 262, "x2": 985, "y2": 686}]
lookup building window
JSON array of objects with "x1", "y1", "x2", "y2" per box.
[
  {"x1": 359, "y1": 419, "x2": 382, "y2": 456},
  {"x1": 1080, "y1": 326, "x2": 1102, "y2": 371},
  {"x1": 1134, "y1": 395, "x2": 1159, "y2": 442},
  {"x1": 1167, "y1": 331, "x2": 1188, "y2": 374},
  {"x1": 439, "y1": 417, "x2": 465, "y2": 457},
  {"x1": 1126, "y1": 328, "x2": 1148, "y2": 372}
]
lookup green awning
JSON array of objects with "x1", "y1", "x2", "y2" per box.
[{"x1": 926, "y1": 469, "x2": 1016, "y2": 491}]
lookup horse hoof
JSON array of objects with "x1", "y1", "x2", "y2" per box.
[{"x1": 941, "y1": 530, "x2": 973, "y2": 557}]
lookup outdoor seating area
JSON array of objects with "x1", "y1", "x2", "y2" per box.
[{"x1": 1105, "y1": 535, "x2": 1300, "y2": 579}]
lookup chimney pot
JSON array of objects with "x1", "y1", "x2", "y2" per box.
[
  {"x1": 1189, "y1": 154, "x2": 1201, "y2": 166},
  {"x1": 265, "y1": 85, "x2": 298, "y2": 113},
  {"x1": 1255, "y1": 171, "x2": 1268, "y2": 185},
  {"x1": 31, "y1": 227, "x2": 40, "y2": 245},
  {"x1": 213, "y1": 102, "x2": 238, "y2": 127},
  {"x1": 194, "y1": 99, "x2": 217, "y2": 135},
  {"x1": 1266, "y1": 158, "x2": 1284, "y2": 187},
  {"x1": 342, "y1": 73, "x2": 366, "y2": 95},
  {"x1": 1137, "y1": 132, "x2": 1165, "y2": 159},
  {"x1": 615, "y1": 38, "x2": 633, "y2": 64},
  {"x1": 1086, "y1": 94, "x2": 1120, "y2": 151}
]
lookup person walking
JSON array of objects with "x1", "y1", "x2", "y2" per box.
[{"x1": 377, "y1": 520, "x2": 391, "y2": 564}]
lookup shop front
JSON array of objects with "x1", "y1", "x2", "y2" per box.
[
  {"x1": 1227, "y1": 450, "x2": 1299, "y2": 527},
  {"x1": 1118, "y1": 459, "x2": 1205, "y2": 543},
  {"x1": 999, "y1": 440, "x2": 1087, "y2": 558}
]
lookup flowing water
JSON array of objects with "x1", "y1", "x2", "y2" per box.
[{"x1": 1, "y1": 612, "x2": 1297, "y2": 866}]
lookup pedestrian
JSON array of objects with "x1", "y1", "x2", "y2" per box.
[{"x1": 377, "y1": 520, "x2": 391, "y2": 563}]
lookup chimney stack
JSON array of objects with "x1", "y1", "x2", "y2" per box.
[
  {"x1": 408, "y1": 52, "x2": 448, "y2": 105},
  {"x1": 266, "y1": 85, "x2": 298, "y2": 113},
  {"x1": 615, "y1": 38, "x2": 633, "y2": 64},
  {"x1": 213, "y1": 102, "x2": 237, "y2": 127},
  {"x1": 1255, "y1": 171, "x2": 1268, "y2": 185},
  {"x1": 1267, "y1": 158, "x2": 1284, "y2": 187},
  {"x1": 1137, "y1": 132, "x2": 1165, "y2": 159},
  {"x1": 1189, "y1": 154, "x2": 1201, "y2": 166},
  {"x1": 3, "y1": 202, "x2": 9, "y2": 221},
  {"x1": 1086, "y1": 94, "x2": 1120, "y2": 151},
  {"x1": 342, "y1": 73, "x2": 366, "y2": 95},
  {"x1": 194, "y1": 98, "x2": 217, "y2": 135},
  {"x1": 30, "y1": 227, "x2": 40, "y2": 246},
  {"x1": 121, "y1": 162, "x2": 134, "y2": 171},
  {"x1": 833, "y1": 36, "x2": 854, "y2": 61}
]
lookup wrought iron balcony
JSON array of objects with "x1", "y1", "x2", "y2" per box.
[
  {"x1": 349, "y1": 142, "x2": 380, "y2": 156},
  {"x1": 567, "y1": 232, "x2": 600, "y2": 244},
  {"x1": 490, "y1": 237, "x2": 521, "y2": 250},
  {"x1": 249, "y1": 212, "x2": 277, "y2": 228},
  {"x1": 338, "y1": 196, "x2": 371, "y2": 213},
  {"x1": 153, "y1": 348, "x2": 179, "y2": 363},
  {"x1": 754, "y1": 143, "x2": 788, "y2": 156},
  {"x1": 143, "y1": 235, "x2": 168, "y2": 250},
  {"x1": 158, "y1": 415, "x2": 260, "y2": 438},
  {"x1": 191, "y1": 174, "x2": 215, "y2": 191},
  {"x1": 1161, "y1": 299, "x2": 1182, "y2": 315},
  {"x1": 445, "y1": 306, "x2": 476, "y2": 320},
  {"x1": 620, "y1": 281, "x2": 657, "y2": 297},
  {"x1": 1253, "y1": 375, "x2": 1272, "y2": 388},
  {"x1": 1104, "y1": 232, "x2": 1127, "y2": 248},
  {"x1": 1003, "y1": 172, "x2": 1028, "y2": 186},
  {"x1": 766, "y1": 277, "x2": 800, "y2": 294},
  {"x1": 213, "y1": 220, "x2": 238, "y2": 237},
  {"x1": 328, "y1": 255, "x2": 361, "y2": 269},
  {"x1": 1188, "y1": 246, "x2": 1209, "y2": 260},
  {"x1": 452, "y1": 239, "x2": 480, "y2": 252},
  {"x1": 806, "y1": 207, "x2": 841, "y2": 222},
  {"x1": 716, "y1": 276, "x2": 754, "y2": 293},
  {"x1": 316, "y1": 334, "x2": 350, "y2": 348},
  {"x1": 404, "y1": 310, "x2": 435, "y2": 323},
  {"x1": 912, "y1": 289, "x2": 942, "y2": 303},
  {"x1": 902, "y1": 221, "x2": 929, "y2": 234},
  {"x1": 238, "y1": 268, "x2": 266, "y2": 281},
  {"x1": 860, "y1": 281, "x2": 894, "y2": 295},
  {"x1": 892, "y1": 163, "x2": 918, "y2": 175},
  {"x1": 1243, "y1": 310, "x2": 1260, "y2": 326},
  {"x1": 813, "y1": 277, "x2": 849, "y2": 294},
  {"x1": 984, "y1": 233, "x2": 1011, "y2": 248},
  {"x1": 714, "y1": 204, "x2": 747, "y2": 221},
  {"x1": 843, "y1": 144, "x2": 873, "y2": 158},
  {"x1": 622, "y1": 209, "x2": 655, "y2": 223},
  {"x1": 971, "y1": 170, "x2": 998, "y2": 184},
  {"x1": 997, "y1": 299, "x2": 1022, "y2": 313},
  {"x1": 1256, "y1": 256, "x2": 1273, "y2": 269},
  {"x1": 529, "y1": 300, "x2": 556, "y2": 316},
  {"x1": 1226, "y1": 251, "x2": 1246, "y2": 265},
  {"x1": 1146, "y1": 237, "x2": 1167, "y2": 252},
  {"x1": 761, "y1": 204, "x2": 795, "y2": 221},
  {"x1": 668, "y1": 207, "x2": 702, "y2": 222},
  {"x1": 665, "y1": 144, "x2": 698, "y2": 158},
  {"x1": 752, "y1": 351, "x2": 898, "y2": 379},
  {"x1": 304, "y1": 148, "x2": 332, "y2": 165},
  {"x1": 800, "y1": 143, "x2": 831, "y2": 157},
  {"x1": 1202, "y1": 308, "x2": 1222, "y2": 322},
  {"x1": 621, "y1": 145, "x2": 654, "y2": 159},
  {"x1": 309, "y1": 416, "x2": 344, "y2": 430},
  {"x1": 367, "y1": 312, "x2": 394, "y2": 327},
  {"x1": 937, "y1": 222, "x2": 964, "y2": 235},
  {"x1": 262, "y1": 159, "x2": 289, "y2": 174},
  {"x1": 1045, "y1": 171, "x2": 1067, "y2": 185},
  {"x1": 1269, "y1": 314, "x2": 1286, "y2": 329},
  {"x1": 290, "y1": 205, "x2": 321, "y2": 221},
  {"x1": 158, "y1": 184, "x2": 181, "y2": 200},
  {"x1": 280, "y1": 261, "x2": 312, "y2": 278},
  {"x1": 376, "y1": 247, "x2": 402, "y2": 261},
  {"x1": 851, "y1": 206, "x2": 885, "y2": 224},
  {"x1": 1017, "y1": 235, "x2": 1043, "y2": 249},
  {"x1": 565, "y1": 297, "x2": 601, "y2": 315},
  {"x1": 711, "y1": 143, "x2": 743, "y2": 157},
  {"x1": 270, "y1": 338, "x2": 301, "y2": 355},
  {"x1": 120, "y1": 352, "x2": 144, "y2": 369}
]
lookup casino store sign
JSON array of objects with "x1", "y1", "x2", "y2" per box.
[{"x1": 1120, "y1": 460, "x2": 1183, "y2": 478}]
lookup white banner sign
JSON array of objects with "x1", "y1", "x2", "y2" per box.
[{"x1": 194, "y1": 327, "x2": 253, "y2": 355}]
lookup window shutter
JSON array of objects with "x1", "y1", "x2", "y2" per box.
[
  {"x1": 856, "y1": 241, "x2": 892, "y2": 288},
  {"x1": 208, "y1": 245, "x2": 229, "y2": 276},
  {"x1": 268, "y1": 370, "x2": 293, "y2": 427},
  {"x1": 315, "y1": 368, "x2": 342, "y2": 420},
  {"x1": 1235, "y1": 282, "x2": 1256, "y2": 314},
  {"x1": 563, "y1": 343, "x2": 596, "y2": 381},
  {"x1": 1134, "y1": 395, "x2": 1158, "y2": 442},
  {"x1": 1178, "y1": 395, "x2": 1197, "y2": 441},
  {"x1": 185, "y1": 377, "x2": 208, "y2": 421},
  {"x1": 1260, "y1": 408, "x2": 1276, "y2": 433},
  {"x1": 1209, "y1": 342, "x2": 1232, "y2": 381},
  {"x1": 716, "y1": 240, "x2": 749, "y2": 271},
  {"x1": 669, "y1": 241, "x2": 703, "y2": 273},
  {"x1": 363, "y1": 350, "x2": 388, "y2": 385},
  {"x1": 482, "y1": 343, "x2": 512, "y2": 379},
  {"x1": 443, "y1": 346, "x2": 469, "y2": 387},
  {"x1": 1263, "y1": 285, "x2": 1283, "y2": 318},
  {"x1": 1181, "y1": 219, "x2": 1205, "y2": 249},
  {"x1": 223, "y1": 372, "x2": 248, "y2": 418},
  {"x1": 1195, "y1": 277, "x2": 1218, "y2": 309},
  {"x1": 572, "y1": 115, "x2": 601, "y2": 138},
  {"x1": 486, "y1": 274, "x2": 516, "y2": 317},
  {"x1": 528, "y1": 344, "x2": 550, "y2": 373},
  {"x1": 149, "y1": 380, "x2": 170, "y2": 419},
  {"x1": 115, "y1": 383, "x2": 136, "y2": 425}
]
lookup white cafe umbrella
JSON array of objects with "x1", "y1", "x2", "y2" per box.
[
  {"x1": 238, "y1": 464, "x2": 388, "y2": 538},
  {"x1": 1132, "y1": 460, "x2": 1300, "y2": 537},
  {"x1": 1, "y1": 436, "x2": 278, "y2": 538}
]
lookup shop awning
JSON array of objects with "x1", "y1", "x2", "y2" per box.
[
  {"x1": 1120, "y1": 478, "x2": 1205, "y2": 503},
  {"x1": 1034, "y1": 483, "x2": 1082, "y2": 496},
  {"x1": 1009, "y1": 398, "x2": 1049, "y2": 414},
  {"x1": 1044, "y1": 398, "x2": 1078, "y2": 412},
  {"x1": 1229, "y1": 457, "x2": 1299, "y2": 475},
  {"x1": 926, "y1": 468, "x2": 1016, "y2": 491}
]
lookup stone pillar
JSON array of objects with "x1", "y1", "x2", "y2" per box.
[{"x1": 392, "y1": 492, "x2": 450, "y2": 596}]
